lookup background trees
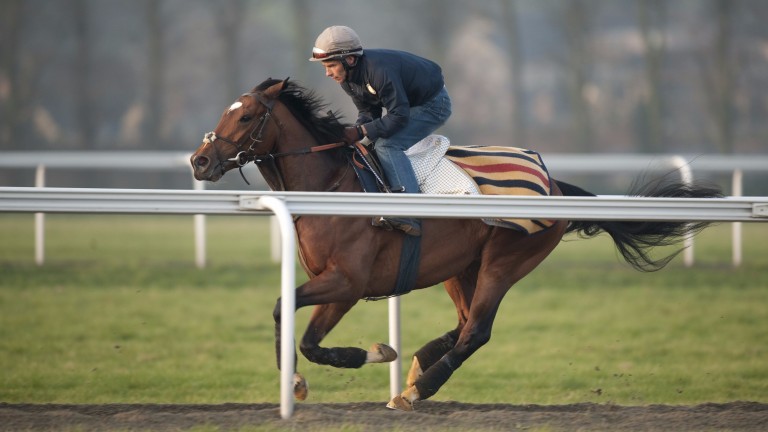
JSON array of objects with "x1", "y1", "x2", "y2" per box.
[{"x1": 1, "y1": 0, "x2": 766, "y2": 155}]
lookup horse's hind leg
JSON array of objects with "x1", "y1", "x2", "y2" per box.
[
  {"x1": 390, "y1": 283, "x2": 502, "y2": 411},
  {"x1": 390, "y1": 225, "x2": 567, "y2": 411},
  {"x1": 405, "y1": 264, "x2": 479, "y2": 387}
]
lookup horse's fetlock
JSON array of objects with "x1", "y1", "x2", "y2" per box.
[
  {"x1": 414, "y1": 357, "x2": 456, "y2": 400},
  {"x1": 403, "y1": 385, "x2": 420, "y2": 403},
  {"x1": 406, "y1": 356, "x2": 424, "y2": 387}
]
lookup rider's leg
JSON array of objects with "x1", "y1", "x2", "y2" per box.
[{"x1": 374, "y1": 88, "x2": 452, "y2": 235}]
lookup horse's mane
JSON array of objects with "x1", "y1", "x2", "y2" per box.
[{"x1": 254, "y1": 78, "x2": 347, "y2": 145}]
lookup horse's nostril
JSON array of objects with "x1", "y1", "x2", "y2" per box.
[{"x1": 195, "y1": 155, "x2": 209, "y2": 168}]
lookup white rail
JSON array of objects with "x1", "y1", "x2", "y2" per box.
[
  {"x1": 3, "y1": 151, "x2": 768, "y2": 267},
  {"x1": 1, "y1": 187, "x2": 767, "y2": 419},
  {"x1": 1, "y1": 187, "x2": 766, "y2": 221}
]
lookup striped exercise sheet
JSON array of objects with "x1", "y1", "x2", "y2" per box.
[{"x1": 445, "y1": 146, "x2": 555, "y2": 234}]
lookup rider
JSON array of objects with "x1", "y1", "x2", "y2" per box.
[{"x1": 309, "y1": 25, "x2": 452, "y2": 237}]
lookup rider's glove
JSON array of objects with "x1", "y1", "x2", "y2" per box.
[{"x1": 342, "y1": 126, "x2": 363, "y2": 144}]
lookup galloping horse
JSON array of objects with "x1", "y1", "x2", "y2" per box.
[{"x1": 190, "y1": 78, "x2": 720, "y2": 410}]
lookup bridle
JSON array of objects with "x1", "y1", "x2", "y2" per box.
[{"x1": 201, "y1": 91, "x2": 348, "y2": 188}]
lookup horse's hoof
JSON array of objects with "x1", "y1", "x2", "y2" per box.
[
  {"x1": 293, "y1": 373, "x2": 308, "y2": 401},
  {"x1": 371, "y1": 343, "x2": 398, "y2": 362},
  {"x1": 386, "y1": 395, "x2": 414, "y2": 411}
]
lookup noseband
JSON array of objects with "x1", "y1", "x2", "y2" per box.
[{"x1": 201, "y1": 91, "x2": 347, "y2": 187}]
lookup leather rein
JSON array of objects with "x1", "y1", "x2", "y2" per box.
[{"x1": 202, "y1": 91, "x2": 348, "y2": 188}]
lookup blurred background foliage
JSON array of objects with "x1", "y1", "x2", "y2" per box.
[{"x1": 1, "y1": 0, "x2": 767, "y2": 191}]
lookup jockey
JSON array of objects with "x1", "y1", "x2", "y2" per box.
[{"x1": 309, "y1": 25, "x2": 452, "y2": 237}]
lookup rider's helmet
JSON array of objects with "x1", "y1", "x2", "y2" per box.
[{"x1": 309, "y1": 26, "x2": 364, "y2": 62}]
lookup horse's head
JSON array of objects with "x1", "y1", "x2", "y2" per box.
[{"x1": 190, "y1": 79, "x2": 287, "y2": 182}]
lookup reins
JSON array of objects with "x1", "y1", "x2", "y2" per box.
[{"x1": 254, "y1": 141, "x2": 348, "y2": 163}]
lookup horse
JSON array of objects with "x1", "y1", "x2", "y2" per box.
[{"x1": 190, "y1": 78, "x2": 721, "y2": 410}]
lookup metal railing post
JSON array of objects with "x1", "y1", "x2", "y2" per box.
[
  {"x1": 669, "y1": 156, "x2": 695, "y2": 267},
  {"x1": 193, "y1": 178, "x2": 206, "y2": 269},
  {"x1": 732, "y1": 169, "x2": 743, "y2": 267},
  {"x1": 34, "y1": 165, "x2": 46, "y2": 266},
  {"x1": 270, "y1": 216, "x2": 281, "y2": 263},
  {"x1": 388, "y1": 296, "x2": 402, "y2": 399},
  {"x1": 256, "y1": 196, "x2": 296, "y2": 420}
]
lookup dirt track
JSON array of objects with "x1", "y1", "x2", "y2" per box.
[{"x1": 2, "y1": 401, "x2": 767, "y2": 431}]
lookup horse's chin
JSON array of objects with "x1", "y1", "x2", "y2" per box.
[
  {"x1": 206, "y1": 171, "x2": 224, "y2": 183},
  {"x1": 193, "y1": 165, "x2": 225, "y2": 183}
]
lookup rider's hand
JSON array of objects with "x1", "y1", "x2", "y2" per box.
[{"x1": 342, "y1": 126, "x2": 363, "y2": 144}]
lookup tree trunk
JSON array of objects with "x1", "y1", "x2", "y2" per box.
[
  {"x1": 0, "y1": 0, "x2": 22, "y2": 147},
  {"x1": 145, "y1": 0, "x2": 164, "y2": 146},
  {"x1": 563, "y1": 0, "x2": 593, "y2": 152},
  {"x1": 636, "y1": 0, "x2": 666, "y2": 153},
  {"x1": 73, "y1": 0, "x2": 93, "y2": 148},
  {"x1": 501, "y1": 0, "x2": 526, "y2": 148}
]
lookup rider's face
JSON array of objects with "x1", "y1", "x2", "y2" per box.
[{"x1": 322, "y1": 59, "x2": 348, "y2": 83}]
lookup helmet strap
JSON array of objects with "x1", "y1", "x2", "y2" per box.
[{"x1": 342, "y1": 55, "x2": 358, "y2": 71}]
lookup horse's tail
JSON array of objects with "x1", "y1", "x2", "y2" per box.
[{"x1": 554, "y1": 178, "x2": 723, "y2": 272}]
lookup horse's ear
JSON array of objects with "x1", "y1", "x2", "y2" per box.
[{"x1": 264, "y1": 77, "x2": 290, "y2": 99}]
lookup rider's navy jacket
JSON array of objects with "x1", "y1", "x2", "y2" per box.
[{"x1": 340, "y1": 49, "x2": 444, "y2": 140}]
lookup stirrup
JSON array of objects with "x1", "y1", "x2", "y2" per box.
[
  {"x1": 372, "y1": 217, "x2": 394, "y2": 231},
  {"x1": 374, "y1": 217, "x2": 421, "y2": 237}
]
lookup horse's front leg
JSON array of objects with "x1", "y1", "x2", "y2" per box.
[
  {"x1": 272, "y1": 268, "x2": 355, "y2": 399},
  {"x1": 272, "y1": 297, "x2": 306, "y2": 399},
  {"x1": 299, "y1": 302, "x2": 397, "y2": 368},
  {"x1": 272, "y1": 267, "x2": 396, "y2": 401}
]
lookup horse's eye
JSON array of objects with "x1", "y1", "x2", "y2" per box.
[{"x1": 239, "y1": 115, "x2": 252, "y2": 123}]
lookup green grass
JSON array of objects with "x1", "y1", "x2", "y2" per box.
[{"x1": 1, "y1": 214, "x2": 766, "y2": 405}]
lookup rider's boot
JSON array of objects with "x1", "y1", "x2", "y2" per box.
[{"x1": 372, "y1": 187, "x2": 422, "y2": 237}]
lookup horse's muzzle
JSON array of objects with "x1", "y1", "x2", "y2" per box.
[{"x1": 190, "y1": 154, "x2": 222, "y2": 182}]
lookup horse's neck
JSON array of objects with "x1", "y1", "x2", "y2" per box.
[
  {"x1": 260, "y1": 115, "x2": 356, "y2": 193},
  {"x1": 274, "y1": 151, "x2": 355, "y2": 192}
]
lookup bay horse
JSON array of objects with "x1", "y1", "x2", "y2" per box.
[{"x1": 190, "y1": 78, "x2": 720, "y2": 410}]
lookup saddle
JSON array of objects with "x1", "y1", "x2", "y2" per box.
[
  {"x1": 349, "y1": 142, "x2": 392, "y2": 193},
  {"x1": 351, "y1": 135, "x2": 556, "y2": 235}
]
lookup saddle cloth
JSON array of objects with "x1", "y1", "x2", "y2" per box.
[{"x1": 405, "y1": 135, "x2": 555, "y2": 234}]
